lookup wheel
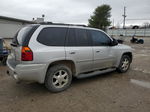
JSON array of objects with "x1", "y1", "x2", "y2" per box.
[
  {"x1": 117, "y1": 55, "x2": 131, "y2": 73},
  {"x1": 45, "y1": 64, "x2": 72, "y2": 92}
]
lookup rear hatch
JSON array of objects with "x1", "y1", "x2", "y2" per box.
[{"x1": 10, "y1": 25, "x2": 39, "y2": 63}]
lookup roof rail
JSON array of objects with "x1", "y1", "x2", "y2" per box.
[{"x1": 39, "y1": 22, "x2": 87, "y2": 27}]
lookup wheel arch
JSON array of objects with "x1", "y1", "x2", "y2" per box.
[
  {"x1": 115, "y1": 51, "x2": 133, "y2": 68},
  {"x1": 122, "y1": 52, "x2": 133, "y2": 63},
  {"x1": 46, "y1": 60, "x2": 76, "y2": 76}
]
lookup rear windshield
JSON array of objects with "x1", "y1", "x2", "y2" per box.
[
  {"x1": 12, "y1": 25, "x2": 39, "y2": 46},
  {"x1": 17, "y1": 26, "x2": 33, "y2": 45},
  {"x1": 37, "y1": 27, "x2": 68, "y2": 46}
]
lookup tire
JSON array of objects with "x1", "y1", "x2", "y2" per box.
[
  {"x1": 117, "y1": 55, "x2": 131, "y2": 73},
  {"x1": 45, "y1": 64, "x2": 72, "y2": 92}
]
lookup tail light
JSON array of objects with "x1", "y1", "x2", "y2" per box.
[{"x1": 21, "y1": 47, "x2": 33, "y2": 61}]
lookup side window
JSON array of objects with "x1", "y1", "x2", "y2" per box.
[
  {"x1": 37, "y1": 27, "x2": 67, "y2": 46},
  {"x1": 66, "y1": 28, "x2": 76, "y2": 46},
  {"x1": 76, "y1": 29, "x2": 90, "y2": 46},
  {"x1": 89, "y1": 30, "x2": 111, "y2": 46}
]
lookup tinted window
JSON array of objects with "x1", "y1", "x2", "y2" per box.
[
  {"x1": 66, "y1": 28, "x2": 76, "y2": 46},
  {"x1": 37, "y1": 27, "x2": 67, "y2": 46},
  {"x1": 89, "y1": 30, "x2": 111, "y2": 46},
  {"x1": 76, "y1": 29, "x2": 89, "y2": 46}
]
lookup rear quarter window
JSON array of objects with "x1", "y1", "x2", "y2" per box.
[{"x1": 37, "y1": 27, "x2": 68, "y2": 46}]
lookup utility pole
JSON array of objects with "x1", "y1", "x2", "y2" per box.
[
  {"x1": 42, "y1": 14, "x2": 45, "y2": 21},
  {"x1": 112, "y1": 19, "x2": 114, "y2": 27},
  {"x1": 122, "y1": 6, "x2": 127, "y2": 29}
]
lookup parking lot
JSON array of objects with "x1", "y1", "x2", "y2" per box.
[{"x1": 0, "y1": 37, "x2": 150, "y2": 112}]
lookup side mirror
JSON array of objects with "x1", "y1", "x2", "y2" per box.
[{"x1": 110, "y1": 38, "x2": 118, "y2": 46}]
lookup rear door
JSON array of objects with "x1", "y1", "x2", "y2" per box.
[
  {"x1": 65, "y1": 28, "x2": 93, "y2": 74},
  {"x1": 88, "y1": 29, "x2": 115, "y2": 70}
]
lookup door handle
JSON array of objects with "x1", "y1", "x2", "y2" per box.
[
  {"x1": 69, "y1": 52, "x2": 76, "y2": 54},
  {"x1": 96, "y1": 50, "x2": 100, "y2": 53}
]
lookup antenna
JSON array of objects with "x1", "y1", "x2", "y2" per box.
[{"x1": 122, "y1": 6, "x2": 127, "y2": 29}]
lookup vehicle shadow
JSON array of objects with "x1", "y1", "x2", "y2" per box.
[
  {"x1": 72, "y1": 71, "x2": 119, "y2": 85},
  {"x1": 13, "y1": 71, "x2": 121, "y2": 94}
]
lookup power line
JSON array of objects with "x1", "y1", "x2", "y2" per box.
[{"x1": 126, "y1": 18, "x2": 150, "y2": 20}]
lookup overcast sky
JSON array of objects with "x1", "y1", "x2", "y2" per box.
[{"x1": 0, "y1": 0, "x2": 150, "y2": 26}]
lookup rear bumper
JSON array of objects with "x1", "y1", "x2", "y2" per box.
[{"x1": 7, "y1": 55, "x2": 47, "y2": 83}]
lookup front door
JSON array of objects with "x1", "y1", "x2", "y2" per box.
[{"x1": 88, "y1": 30, "x2": 115, "y2": 70}]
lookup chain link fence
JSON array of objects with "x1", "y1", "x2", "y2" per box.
[{"x1": 107, "y1": 28, "x2": 150, "y2": 37}]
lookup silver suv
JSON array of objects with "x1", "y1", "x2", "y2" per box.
[{"x1": 7, "y1": 24, "x2": 133, "y2": 92}]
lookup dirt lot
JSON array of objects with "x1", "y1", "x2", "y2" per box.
[{"x1": 0, "y1": 37, "x2": 150, "y2": 112}]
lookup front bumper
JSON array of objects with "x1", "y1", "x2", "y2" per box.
[{"x1": 7, "y1": 55, "x2": 47, "y2": 83}]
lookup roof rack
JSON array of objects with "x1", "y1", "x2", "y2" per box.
[{"x1": 39, "y1": 22, "x2": 87, "y2": 27}]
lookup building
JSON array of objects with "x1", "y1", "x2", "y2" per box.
[
  {"x1": 0, "y1": 16, "x2": 45, "y2": 48},
  {"x1": 0, "y1": 15, "x2": 37, "y2": 39}
]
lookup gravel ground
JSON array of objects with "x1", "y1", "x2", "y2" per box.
[{"x1": 0, "y1": 37, "x2": 150, "y2": 112}]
